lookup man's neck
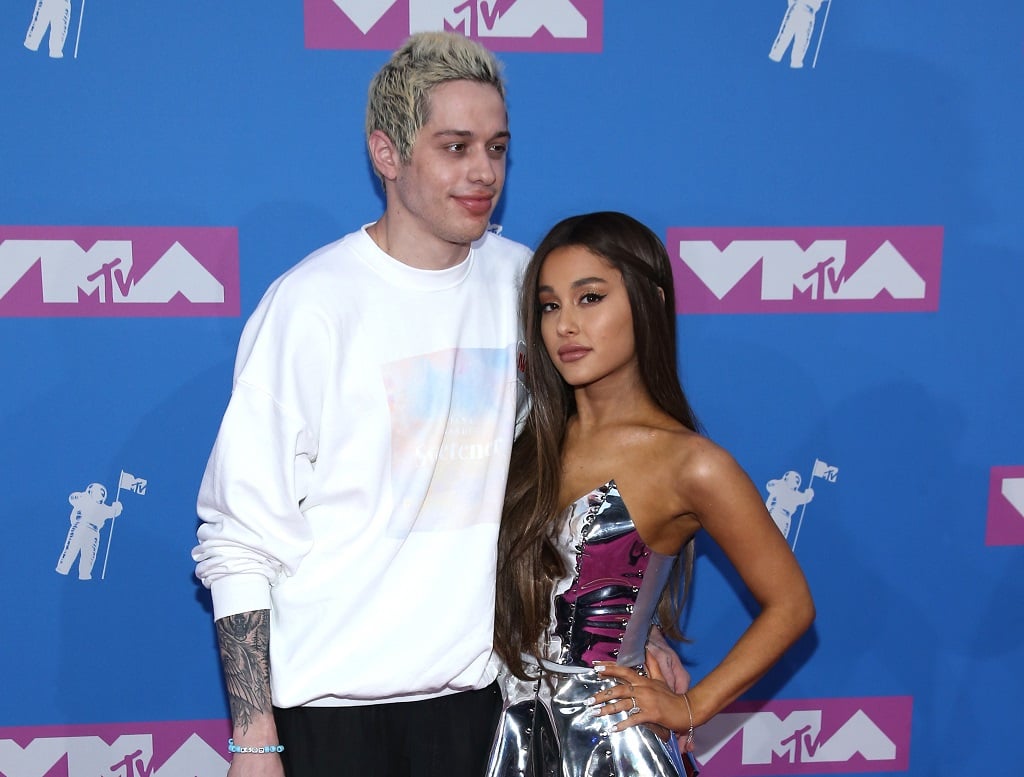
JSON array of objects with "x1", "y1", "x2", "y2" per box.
[{"x1": 366, "y1": 216, "x2": 471, "y2": 271}]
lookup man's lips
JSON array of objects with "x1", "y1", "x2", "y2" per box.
[
  {"x1": 454, "y1": 194, "x2": 494, "y2": 216},
  {"x1": 557, "y1": 345, "x2": 590, "y2": 363}
]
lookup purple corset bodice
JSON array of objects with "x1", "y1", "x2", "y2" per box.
[{"x1": 549, "y1": 481, "x2": 675, "y2": 669}]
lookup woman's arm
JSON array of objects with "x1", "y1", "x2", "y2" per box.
[{"x1": 593, "y1": 440, "x2": 814, "y2": 735}]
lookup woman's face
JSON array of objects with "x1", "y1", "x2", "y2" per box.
[{"x1": 536, "y1": 245, "x2": 638, "y2": 389}]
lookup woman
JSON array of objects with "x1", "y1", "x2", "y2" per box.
[{"x1": 487, "y1": 212, "x2": 815, "y2": 777}]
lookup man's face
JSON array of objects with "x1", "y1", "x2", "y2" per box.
[{"x1": 391, "y1": 79, "x2": 509, "y2": 258}]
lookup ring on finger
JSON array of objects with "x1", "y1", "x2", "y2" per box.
[{"x1": 628, "y1": 696, "x2": 640, "y2": 715}]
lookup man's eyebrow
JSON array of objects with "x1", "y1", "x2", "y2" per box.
[{"x1": 432, "y1": 129, "x2": 512, "y2": 140}]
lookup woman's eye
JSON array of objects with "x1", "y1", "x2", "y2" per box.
[
  {"x1": 581, "y1": 292, "x2": 605, "y2": 304},
  {"x1": 540, "y1": 301, "x2": 558, "y2": 313}
]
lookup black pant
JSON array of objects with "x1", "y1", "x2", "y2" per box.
[{"x1": 273, "y1": 682, "x2": 502, "y2": 777}]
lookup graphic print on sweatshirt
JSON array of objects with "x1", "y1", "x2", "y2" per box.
[{"x1": 383, "y1": 345, "x2": 511, "y2": 535}]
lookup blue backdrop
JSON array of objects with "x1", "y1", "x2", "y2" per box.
[{"x1": 2, "y1": 2, "x2": 1021, "y2": 775}]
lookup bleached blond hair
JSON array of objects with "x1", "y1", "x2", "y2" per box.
[{"x1": 366, "y1": 32, "x2": 506, "y2": 178}]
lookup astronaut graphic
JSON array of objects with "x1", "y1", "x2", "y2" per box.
[
  {"x1": 765, "y1": 458, "x2": 838, "y2": 550},
  {"x1": 765, "y1": 471, "x2": 815, "y2": 539},
  {"x1": 24, "y1": 0, "x2": 72, "y2": 58},
  {"x1": 55, "y1": 470, "x2": 146, "y2": 580},
  {"x1": 769, "y1": 0, "x2": 826, "y2": 69},
  {"x1": 55, "y1": 483, "x2": 122, "y2": 580}
]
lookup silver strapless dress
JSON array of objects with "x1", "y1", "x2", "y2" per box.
[{"x1": 485, "y1": 481, "x2": 692, "y2": 777}]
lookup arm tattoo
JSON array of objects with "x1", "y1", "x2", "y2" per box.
[{"x1": 216, "y1": 610, "x2": 272, "y2": 734}]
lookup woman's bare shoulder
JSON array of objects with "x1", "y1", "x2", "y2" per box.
[{"x1": 657, "y1": 427, "x2": 736, "y2": 472}]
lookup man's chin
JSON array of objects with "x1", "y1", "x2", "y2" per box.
[{"x1": 449, "y1": 222, "x2": 494, "y2": 246}]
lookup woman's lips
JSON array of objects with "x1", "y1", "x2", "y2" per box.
[{"x1": 557, "y1": 345, "x2": 590, "y2": 363}]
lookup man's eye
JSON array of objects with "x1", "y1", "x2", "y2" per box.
[{"x1": 447, "y1": 143, "x2": 466, "y2": 152}]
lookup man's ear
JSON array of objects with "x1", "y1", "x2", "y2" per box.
[{"x1": 368, "y1": 129, "x2": 401, "y2": 182}]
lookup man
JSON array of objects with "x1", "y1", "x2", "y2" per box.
[{"x1": 193, "y1": 32, "x2": 530, "y2": 777}]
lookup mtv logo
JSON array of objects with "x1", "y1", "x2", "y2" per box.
[
  {"x1": 694, "y1": 696, "x2": 913, "y2": 775},
  {"x1": 304, "y1": 0, "x2": 603, "y2": 52},
  {"x1": 986, "y1": 466, "x2": 1024, "y2": 546},
  {"x1": 0, "y1": 719, "x2": 230, "y2": 777},
  {"x1": 0, "y1": 226, "x2": 239, "y2": 318},
  {"x1": 0, "y1": 733, "x2": 153, "y2": 777},
  {"x1": 667, "y1": 226, "x2": 943, "y2": 314}
]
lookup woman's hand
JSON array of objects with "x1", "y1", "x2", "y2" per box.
[{"x1": 589, "y1": 661, "x2": 690, "y2": 736}]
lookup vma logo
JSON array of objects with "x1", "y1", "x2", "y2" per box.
[
  {"x1": 0, "y1": 719, "x2": 230, "y2": 777},
  {"x1": 986, "y1": 465, "x2": 1024, "y2": 546},
  {"x1": 695, "y1": 696, "x2": 913, "y2": 775},
  {"x1": 0, "y1": 226, "x2": 239, "y2": 317},
  {"x1": 304, "y1": 0, "x2": 602, "y2": 52},
  {"x1": 668, "y1": 226, "x2": 943, "y2": 314}
]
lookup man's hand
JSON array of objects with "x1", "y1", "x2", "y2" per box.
[
  {"x1": 646, "y1": 627, "x2": 689, "y2": 694},
  {"x1": 227, "y1": 752, "x2": 285, "y2": 777}
]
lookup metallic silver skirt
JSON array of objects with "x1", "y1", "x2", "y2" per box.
[{"x1": 485, "y1": 667, "x2": 686, "y2": 777}]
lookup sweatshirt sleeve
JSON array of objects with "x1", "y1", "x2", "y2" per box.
[{"x1": 192, "y1": 277, "x2": 332, "y2": 620}]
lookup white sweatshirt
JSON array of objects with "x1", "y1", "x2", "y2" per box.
[{"x1": 193, "y1": 226, "x2": 530, "y2": 708}]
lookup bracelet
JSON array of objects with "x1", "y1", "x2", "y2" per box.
[
  {"x1": 228, "y1": 738, "x2": 284, "y2": 754},
  {"x1": 681, "y1": 692, "x2": 695, "y2": 749}
]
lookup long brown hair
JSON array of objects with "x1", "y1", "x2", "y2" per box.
[{"x1": 495, "y1": 211, "x2": 702, "y2": 678}]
